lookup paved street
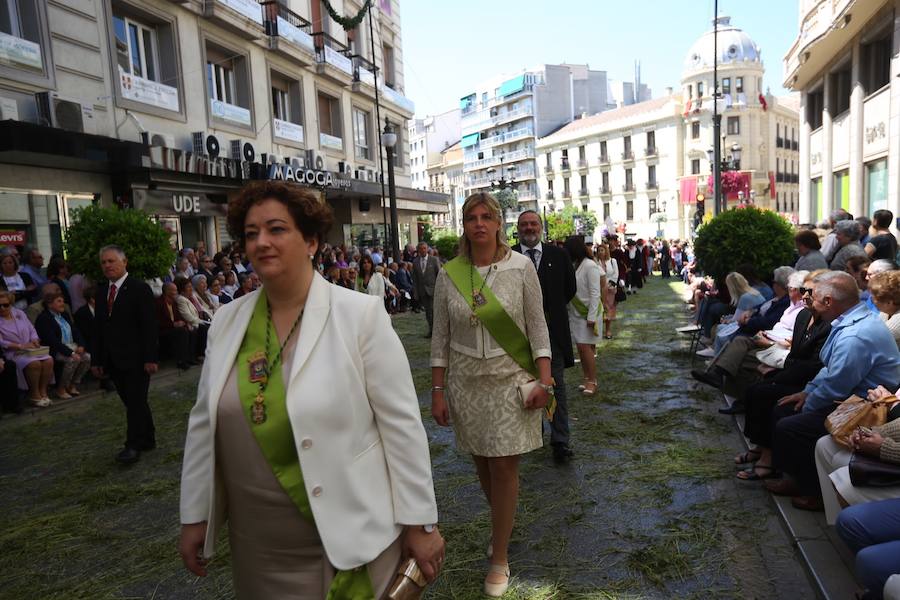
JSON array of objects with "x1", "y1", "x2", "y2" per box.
[{"x1": 0, "y1": 277, "x2": 816, "y2": 599}]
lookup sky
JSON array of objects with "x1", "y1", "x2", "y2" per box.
[{"x1": 400, "y1": 0, "x2": 800, "y2": 118}]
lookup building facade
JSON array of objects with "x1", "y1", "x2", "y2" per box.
[
  {"x1": 0, "y1": 0, "x2": 446, "y2": 261},
  {"x1": 424, "y1": 140, "x2": 464, "y2": 233},
  {"x1": 459, "y1": 64, "x2": 635, "y2": 217},
  {"x1": 535, "y1": 16, "x2": 800, "y2": 241},
  {"x1": 408, "y1": 108, "x2": 460, "y2": 191},
  {"x1": 784, "y1": 0, "x2": 898, "y2": 226}
]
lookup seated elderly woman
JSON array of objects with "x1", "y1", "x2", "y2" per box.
[
  {"x1": 732, "y1": 271, "x2": 834, "y2": 480},
  {"x1": 868, "y1": 271, "x2": 900, "y2": 350},
  {"x1": 698, "y1": 272, "x2": 766, "y2": 357},
  {"x1": 0, "y1": 290, "x2": 54, "y2": 406},
  {"x1": 794, "y1": 229, "x2": 829, "y2": 271},
  {"x1": 692, "y1": 269, "x2": 805, "y2": 406},
  {"x1": 815, "y1": 385, "x2": 900, "y2": 525},
  {"x1": 191, "y1": 274, "x2": 218, "y2": 318},
  {"x1": 830, "y1": 219, "x2": 869, "y2": 272},
  {"x1": 35, "y1": 291, "x2": 90, "y2": 399},
  {"x1": 174, "y1": 276, "x2": 210, "y2": 360}
]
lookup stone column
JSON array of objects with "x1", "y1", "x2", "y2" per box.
[
  {"x1": 849, "y1": 43, "x2": 865, "y2": 217},
  {"x1": 799, "y1": 91, "x2": 812, "y2": 224},
  {"x1": 822, "y1": 72, "x2": 834, "y2": 218}
]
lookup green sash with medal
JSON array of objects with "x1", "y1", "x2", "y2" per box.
[
  {"x1": 443, "y1": 256, "x2": 556, "y2": 419},
  {"x1": 237, "y1": 294, "x2": 375, "y2": 600}
]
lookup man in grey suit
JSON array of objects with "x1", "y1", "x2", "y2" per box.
[{"x1": 411, "y1": 242, "x2": 440, "y2": 338}]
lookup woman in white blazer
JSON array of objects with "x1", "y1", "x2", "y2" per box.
[
  {"x1": 174, "y1": 276, "x2": 208, "y2": 360},
  {"x1": 179, "y1": 182, "x2": 444, "y2": 599},
  {"x1": 357, "y1": 254, "x2": 387, "y2": 307}
]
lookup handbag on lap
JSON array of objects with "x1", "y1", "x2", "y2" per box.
[
  {"x1": 849, "y1": 453, "x2": 900, "y2": 487},
  {"x1": 825, "y1": 395, "x2": 893, "y2": 448}
]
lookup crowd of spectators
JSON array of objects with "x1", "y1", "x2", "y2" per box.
[{"x1": 686, "y1": 208, "x2": 900, "y2": 600}]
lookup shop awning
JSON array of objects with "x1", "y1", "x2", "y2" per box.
[
  {"x1": 461, "y1": 133, "x2": 480, "y2": 148},
  {"x1": 499, "y1": 75, "x2": 525, "y2": 97},
  {"x1": 459, "y1": 94, "x2": 475, "y2": 109}
]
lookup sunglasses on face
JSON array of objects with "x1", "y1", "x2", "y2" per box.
[{"x1": 799, "y1": 287, "x2": 812, "y2": 296}]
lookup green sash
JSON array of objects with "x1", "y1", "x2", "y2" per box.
[
  {"x1": 570, "y1": 296, "x2": 601, "y2": 336},
  {"x1": 443, "y1": 256, "x2": 556, "y2": 419},
  {"x1": 237, "y1": 293, "x2": 374, "y2": 600}
]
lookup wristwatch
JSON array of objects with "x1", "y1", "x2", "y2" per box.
[
  {"x1": 537, "y1": 382, "x2": 555, "y2": 396},
  {"x1": 422, "y1": 524, "x2": 437, "y2": 534}
]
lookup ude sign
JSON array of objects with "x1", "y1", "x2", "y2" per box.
[
  {"x1": 133, "y1": 189, "x2": 227, "y2": 217},
  {"x1": 172, "y1": 194, "x2": 201, "y2": 214}
]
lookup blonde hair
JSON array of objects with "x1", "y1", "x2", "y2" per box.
[
  {"x1": 725, "y1": 272, "x2": 756, "y2": 306},
  {"x1": 595, "y1": 244, "x2": 611, "y2": 262},
  {"x1": 869, "y1": 270, "x2": 900, "y2": 306},
  {"x1": 458, "y1": 192, "x2": 510, "y2": 262}
]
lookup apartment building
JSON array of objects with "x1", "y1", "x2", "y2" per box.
[
  {"x1": 424, "y1": 140, "x2": 464, "y2": 233},
  {"x1": 784, "y1": 0, "x2": 898, "y2": 225},
  {"x1": 536, "y1": 16, "x2": 799, "y2": 240},
  {"x1": 459, "y1": 64, "x2": 629, "y2": 217},
  {"x1": 0, "y1": 0, "x2": 447, "y2": 259},
  {"x1": 408, "y1": 108, "x2": 460, "y2": 191}
]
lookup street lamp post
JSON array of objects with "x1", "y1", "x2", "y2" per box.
[
  {"x1": 381, "y1": 118, "x2": 401, "y2": 263},
  {"x1": 487, "y1": 159, "x2": 517, "y2": 225},
  {"x1": 707, "y1": 142, "x2": 742, "y2": 211}
]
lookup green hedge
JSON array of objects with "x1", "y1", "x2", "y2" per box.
[
  {"x1": 64, "y1": 205, "x2": 176, "y2": 281},
  {"x1": 432, "y1": 232, "x2": 459, "y2": 260},
  {"x1": 693, "y1": 207, "x2": 794, "y2": 282}
]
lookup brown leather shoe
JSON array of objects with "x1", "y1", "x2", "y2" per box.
[
  {"x1": 764, "y1": 478, "x2": 802, "y2": 497},
  {"x1": 791, "y1": 496, "x2": 824, "y2": 511}
]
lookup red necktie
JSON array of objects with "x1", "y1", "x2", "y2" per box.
[{"x1": 107, "y1": 283, "x2": 117, "y2": 316}]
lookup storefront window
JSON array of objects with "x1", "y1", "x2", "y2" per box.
[
  {"x1": 343, "y1": 223, "x2": 411, "y2": 253},
  {"x1": 866, "y1": 159, "x2": 888, "y2": 216},
  {"x1": 833, "y1": 170, "x2": 849, "y2": 212},
  {"x1": 810, "y1": 178, "x2": 822, "y2": 223},
  {"x1": 0, "y1": 189, "x2": 76, "y2": 258}
]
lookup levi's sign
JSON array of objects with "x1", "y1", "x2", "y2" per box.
[{"x1": 0, "y1": 229, "x2": 26, "y2": 245}]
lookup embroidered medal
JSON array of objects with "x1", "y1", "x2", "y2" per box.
[
  {"x1": 470, "y1": 312, "x2": 480, "y2": 327},
  {"x1": 247, "y1": 350, "x2": 269, "y2": 384},
  {"x1": 472, "y1": 291, "x2": 487, "y2": 307},
  {"x1": 251, "y1": 390, "x2": 267, "y2": 424}
]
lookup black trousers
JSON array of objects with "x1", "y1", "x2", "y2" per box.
[
  {"x1": 742, "y1": 380, "x2": 804, "y2": 448},
  {"x1": 109, "y1": 365, "x2": 154, "y2": 450},
  {"x1": 0, "y1": 359, "x2": 19, "y2": 411},
  {"x1": 773, "y1": 405, "x2": 835, "y2": 496},
  {"x1": 159, "y1": 328, "x2": 191, "y2": 364},
  {"x1": 549, "y1": 337, "x2": 570, "y2": 448}
]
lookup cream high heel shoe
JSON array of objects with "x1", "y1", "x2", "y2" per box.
[{"x1": 484, "y1": 563, "x2": 510, "y2": 597}]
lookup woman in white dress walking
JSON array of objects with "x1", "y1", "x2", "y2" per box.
[{"x1": 564, "y1": 237, "x2": 603, "y2": 395}]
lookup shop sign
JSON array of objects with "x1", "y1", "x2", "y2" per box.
[
  {"x1": 134, "y1": 190, "x2": 228, "y2": 217},
  {"x1": 276, "y1": 16, "x2": 315, "y2": 53},
  {"x1": 0, "y1": 229, "x2": 26, "y2": 245},
  {"x1": 211, "y1": 99, "x2": 252, "y2": 127},
  {"x1": 266, "y1": 163, "x2": 352, "y2": 190},
  {"x1": 0, "y1": 31, "x2": 41, "y2": 71},
  {"x1": 119, "y1": 67, "x2": 179, "y2": 112},
  {"x1": 274, "y1": 118, "x2": 304, "y2": 143},
  {"x1": 219, "y1": 0, "x2": 263, "y2": 24}
]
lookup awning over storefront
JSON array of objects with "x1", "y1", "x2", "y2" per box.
[
  {"x1": 499, "y1": 75, "x2": 525, "y2": 97},
  {"x1": 461, "y1": 133, "x2": 480, "y2": 148}
]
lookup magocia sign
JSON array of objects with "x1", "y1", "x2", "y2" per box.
[{"x1": 266, "y1": 163, "x2": 352, "y2": 190}]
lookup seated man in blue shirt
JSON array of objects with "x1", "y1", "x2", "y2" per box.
[{"x1": 766, "y1": 271, "x2": 900, "y2": 510}]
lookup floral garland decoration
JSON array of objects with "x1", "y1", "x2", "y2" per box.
[{"x1": 322, "y1": 0, "x2": 372, "y2": 31}]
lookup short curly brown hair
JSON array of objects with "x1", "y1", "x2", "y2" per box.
[
  {"x1": 227, "y1": 181, "x2": 333, "y2": 248},
  {"x1": 869, "y1": 270, "x2": 900, "y2": 305}
]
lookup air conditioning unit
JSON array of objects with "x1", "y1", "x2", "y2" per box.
[
  {"x1": 230, "y1": 139, "x2": 256, "y2": 162},
  {"x1": 368, "y1": 170, "x2": 378, "y2": 183},
  {"x1": 35, "y1": 92, "x2": 95, "y2": 134},
  {"x1": 0, "y1": 96, "x2": 19, "y2": 120},
  {"x1": 141, "y1": 131, "x2": 176, "y2": 148},
  {"x1": 307, "y1": 149, "x2": 325, "y2": 171},
  {"x1": 192, "y1": 131, "x2": 222, "y2": 159},
  {"x1": 337, "y1": 161, "x2": 353, "y2": 175},
  {"x1": 354, "y1": 167, "x2": 367, "y2": 180},
  {"x1": 289, "y1": 155, "x2": 306, "y2": 170}
]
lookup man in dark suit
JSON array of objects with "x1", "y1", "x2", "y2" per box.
[
  {"x1": 513, "y1": 210, "x2": 577, "y2": 463},
  {"x1": 411, "y1": 242, "x2": 441, "y2": 338},
  {"x1": 91, "y1": 245, "x2": 159, "y2": 464}
]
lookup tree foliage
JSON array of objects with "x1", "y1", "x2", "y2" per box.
[
  {"x1": 64, "y1": 206, "x2": 176, "y2": 282},
  {"x1": 545, "y1": 206, "x2": 598, "y2": 241},
  {"x1": 432, "y1": 231, "x2": 459, "y2": 261},
  {"x1": 693, "y1": 206, "x2": 795, "y2": 282},
  {"x1": 492, "y1": 188, "x2": 518, "y2": 222}
]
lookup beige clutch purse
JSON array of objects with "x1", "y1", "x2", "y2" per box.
[
  {"x1": 517, "y1": 380, "x2": 538, "y2": 406},
  {"x1": 384, "y1": 558, "x2": 428, "y2": 600}
]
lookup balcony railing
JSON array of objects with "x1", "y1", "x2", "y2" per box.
[
  {"x1": 644, "y1": 146, "x2": 658, "y2": 157},
  {"x1": 490, "y1": 104, "x2": 533, "y2": 125},
  {"x1": 621, "y1": 150, "x2": 634, "y2": 161},
  {"x1": 646, "y1": 181, "x2": 658, "y2": 190},
  {"x1": 776, "y1": 137, "x2": 784, "y2": 148},
  {"x1": 622, "y1": 183, "x2": 635, "y2": 192},
  {"x1": 312, "y1": 32, "x2": 353, "y2": 76},
  {"x1": 351, "y1": 54, "x2": 377, "y2": 87},
  {"x1": 599, "y1": 186, "x2": 611, "y2": 195},
  {"x1": 546, "y1": 191, "x2": 555, "y2": 200},
  {"x1": 577, "y1": 159, "x2": 588, "y2": 170},
  {"x1": 560, "y1": 159, "x2": 571, "y2": 172},
  {"x1": 562, "y1": 190, "x2": 572, "y2": 199},
  {"x1": 578, "y1": 188, "x2": 589, "y2": 198},
  {"x1": 479, "y1": 127, "x2": 534, "y2": 149},
  {"x1": 517, "y1": 189, "x2": 538, "y2": 202},
  {"x1": 792, "y1": 140, "x2": 799, "y2": 151},
  {"x1": 598, "y1": 154, "x2": 610, "y2": 166},
  {"x1": 465, "y1": 167, "x2": 537, "y2": 188},
  {"x1": 465, "y1": 147, "x2": 535, "y2": 170},
  {"x1": 544, "y1": 165, "x2": 554, "y2": 177}
]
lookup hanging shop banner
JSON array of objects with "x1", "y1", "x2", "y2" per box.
[
  {"x1": 133, "y1": 189, "x2": 228, "y2": 217},
  {"x1": 119, "y1": 67, "x2": 179, "y2": 112},
  {"x1": 0, "y1": 32, "x2": 41, "y2": 70}
]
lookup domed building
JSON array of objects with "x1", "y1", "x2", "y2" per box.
[{"x1": 679, "y1": 16, "x2": 800, "y2": 228}]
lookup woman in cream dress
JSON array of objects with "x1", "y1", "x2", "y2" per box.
[
  {"x1": 564, "y1": 237, "x2": 603, "y2": 395},
  {"x1": 430, "y1": 192, "x2": 552, "y2": 597},
  {"x1": 596, "y1": 244, "x2": 618, "y2": 339}
]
